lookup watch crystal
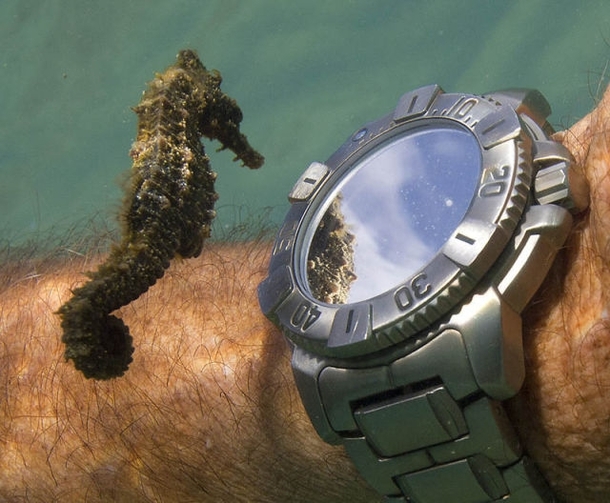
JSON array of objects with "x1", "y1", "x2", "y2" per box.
[{"x1": 306, "y1": 124, "x2": 481, "y2": 304}]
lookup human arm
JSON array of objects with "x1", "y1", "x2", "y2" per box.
[
  {"x1": 2, "y1": 85, "x2": 610, "y2": 503},
  {"x1": 0, "y1": 241, "x2": 377, "y2": 502}
]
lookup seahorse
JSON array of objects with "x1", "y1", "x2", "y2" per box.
[{"x1": 57, "y1": 49, "x2": 264, "y2": 380}]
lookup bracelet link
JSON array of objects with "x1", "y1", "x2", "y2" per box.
[
  {"x1": 314, "y1": 325, "x2": 554, "y2": 502},
  {"x1": 353, "y1": 385, "x2": 468, "y2": 457},
  {"x1": 344, "y1": 386, "x2": 553, "y2": 502}
]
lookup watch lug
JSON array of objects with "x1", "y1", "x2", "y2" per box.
[
  {"x1": 496, "y1": 204, "x2": 572, "y2": 313},
  {"x1": 450, "y1": 287, "x2": 524, "y2": 400},
  {"x1": 451, "y1": 204, "x2": 572, "y2": 400},
  {"x1": 290, "y1": 347, "x2": 341, "y2": 444}
]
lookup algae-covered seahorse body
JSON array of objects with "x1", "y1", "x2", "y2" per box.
[{"x1": 57, "y1": 49, "x2": 264, "y2": 379}]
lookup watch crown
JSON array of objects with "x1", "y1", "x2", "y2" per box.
[{"x1": 534, "y1": 160, "x2": 589, "y2": 214}]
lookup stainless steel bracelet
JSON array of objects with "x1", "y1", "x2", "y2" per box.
[
  {"x1": 292, "y1": 277, "x2": 560, "y2": 502},
  {"x1": 293, "y1": 287, "x2": 556, "y2": 502}
]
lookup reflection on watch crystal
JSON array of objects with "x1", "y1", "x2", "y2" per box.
[
  {"x1": 307, "y1": 196, "x2": 357, "y2": 304},
  {"x1": 306, "y1": 124, "x2": 480, "y2": 304}
]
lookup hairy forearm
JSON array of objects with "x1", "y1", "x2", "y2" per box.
[
  {"x1": 3, "y1": 87, "x2": 610, "y2": 503},
  {"x1": 0, "y1": 242, "x2": 375, "y2": 502}
]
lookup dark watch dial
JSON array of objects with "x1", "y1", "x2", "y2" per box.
[{"x1": 305, "y1": 123, "x2": 481, "y2": 304}]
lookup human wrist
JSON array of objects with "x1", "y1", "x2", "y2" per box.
[{"x1": 508, "y1": 88, "x2": 610, "y2": 503}]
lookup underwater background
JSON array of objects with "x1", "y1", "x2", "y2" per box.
[{"x1": 2, "y1": 0, "x2": 610, "y2": 248}]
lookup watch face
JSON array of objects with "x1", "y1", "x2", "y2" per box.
[
  {"x1": 305, "y1": 122, "x2": 481, "y2": 304},
  {"x1": 259, "y1": 86, "x2": 533, "y2": 357}
]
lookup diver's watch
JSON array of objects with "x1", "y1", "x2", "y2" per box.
[{"x1": 258, "y1": 85, "x2": 588, "y2": 502}]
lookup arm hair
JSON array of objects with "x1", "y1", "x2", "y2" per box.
[
  {"x1": 3, "y1": 85, "x2": 610, "y2": 502},
  {"x1": 0, "y1": 237, "x2": 376, "y2": 502}
]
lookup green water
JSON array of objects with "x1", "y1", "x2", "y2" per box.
[{"x1": 1, "y1": 0, "x2": 609, "y2": 246}]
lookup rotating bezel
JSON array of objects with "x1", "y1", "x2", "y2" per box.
[{"x1": 258, "y1": 85, "x2": 533, "y2": 358}]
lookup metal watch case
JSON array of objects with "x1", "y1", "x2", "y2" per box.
[{"x1": 258, "y1": 84, "x2": 584, "y2": 442}]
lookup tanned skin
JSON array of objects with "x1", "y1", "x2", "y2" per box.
[{"x1": 2, "y1": 86, "x2": 610, "y2": 502}]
